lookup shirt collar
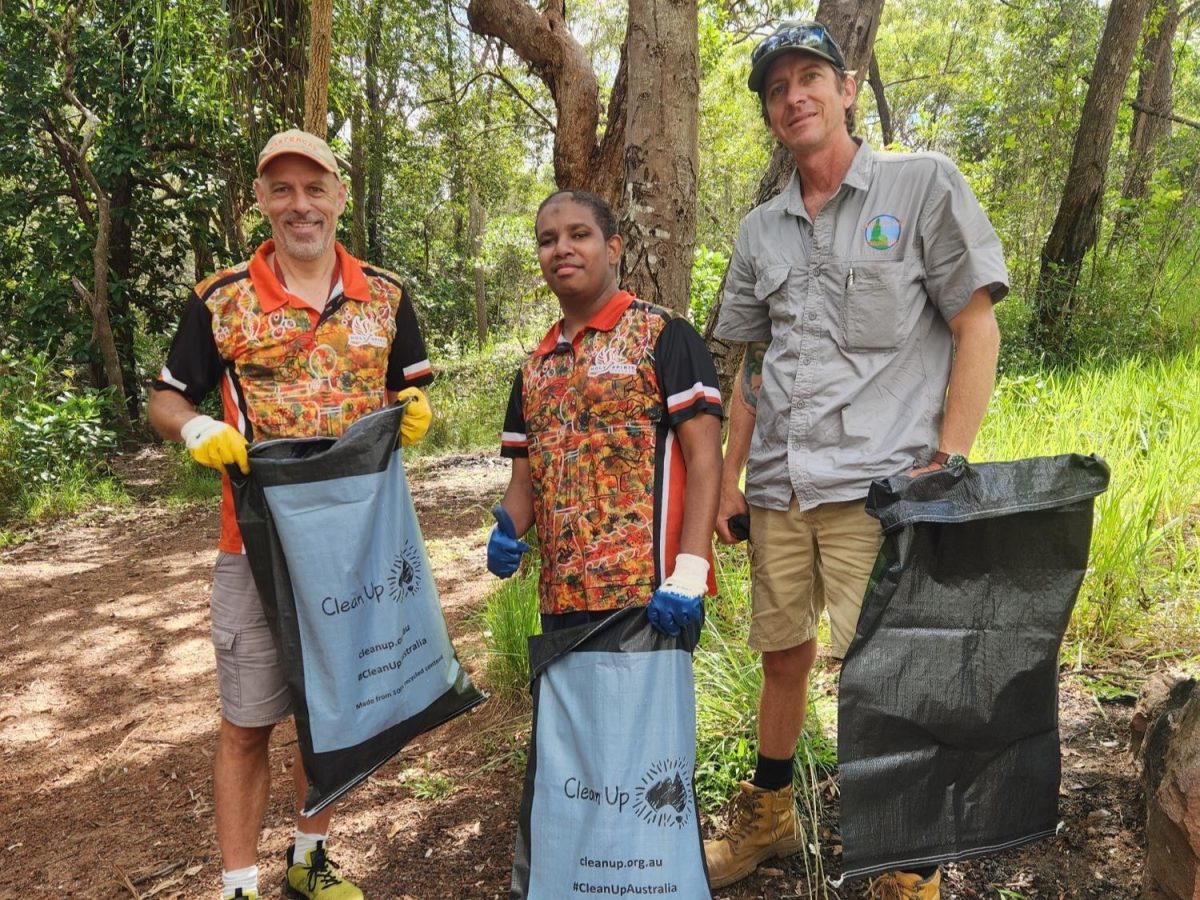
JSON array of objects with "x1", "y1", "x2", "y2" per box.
[
  {"x1": 778, "y1": 139, "x2": 874, "y2": 218},
  {"x1": 532, "y1": 290, "x2": 635, "y2": 357},
  {"x1": 249, "y1": 240, "x2": 371, "y2": 313}
]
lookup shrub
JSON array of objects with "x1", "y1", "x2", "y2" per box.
[{"x1": 0, "y1": 346, "x2": 121, "y2": 522}]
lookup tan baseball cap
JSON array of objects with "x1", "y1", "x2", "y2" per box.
[{"x1": 256, "y1": 129, "x2": 338, "y2": 175}]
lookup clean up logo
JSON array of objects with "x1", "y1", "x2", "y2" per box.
[
  {"x1": 387, "y1": 542, "x2": 424, "y2": 601},
  {"x1": 632, "y1": 758, "x2": 694, "y2": 829},
  {"x1": 864, "y1": 214, "x2": 902, "y2": 250}
]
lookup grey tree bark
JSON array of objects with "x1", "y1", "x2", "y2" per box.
[{"x1": 618, "y1": 0, "x2": 700, "y2": 314}]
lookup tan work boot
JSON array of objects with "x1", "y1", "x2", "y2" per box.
[
  {"x1": 869, "y1": 868, "x2": 942, "y2": 899},
  {"x1": 703, "y1": 780, "x2": 804, "y2": 889}
]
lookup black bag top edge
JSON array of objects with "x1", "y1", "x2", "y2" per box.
[
  {"x1": 236, "y1": 403, "x2": 406, "y2": 487},
  {"x1": 528, "y1": 606, "x2": 701, "y2": 679},
  {"x1": 867, "y1": 453, "x2": 1110, "y2": 534}
]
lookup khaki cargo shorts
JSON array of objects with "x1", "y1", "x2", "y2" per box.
[
  {"x1": 210, "y1": 552, "x2": 292, "y2": 727},
  {"x1": 748, "y1": 498, "x2": 883, "y2": 658}
]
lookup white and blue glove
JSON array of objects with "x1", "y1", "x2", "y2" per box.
[
  {"x1": 487, "y1": 504, "x2": 529, "y2": 578},
  {"x1": 647, "y1": 553, "x2": 709, "y2": 636}
]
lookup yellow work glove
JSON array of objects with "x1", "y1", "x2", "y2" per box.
[
  {"x1": 396, "y1": 387, "x2": 432, "y2": 447},
  {"x1": 180, "y1": 414, "x2": 250, "y2": 475}
]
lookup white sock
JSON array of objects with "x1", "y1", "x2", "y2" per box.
[
  {"x1": 293, "y1": 828, "x2": 327, "y2": 862},
  {"x1": 221, "y1": 864, "x2": 257, "y2": 898}
]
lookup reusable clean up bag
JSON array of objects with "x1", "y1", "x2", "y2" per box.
[
  {"x1": 511, "y1": 606, "x2": 710, "y2": 900},
  {"x1": 837, "y1": 453, "x2": 1110, "y2": 882},
  {"x1": 232, "y1": 403, "x2": 485, "y2": 815}
]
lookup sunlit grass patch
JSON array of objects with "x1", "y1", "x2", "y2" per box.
[{"x1": 977, "y1": 351, "x2": 1200, "y2": 649}]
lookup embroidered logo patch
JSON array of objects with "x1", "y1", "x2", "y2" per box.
[
  {"x1": 587, "y1": 344, "x2": 637, "y2": 377},
  {"x1": 864, "y1": 214, "x2": 902, "y2": 250}
]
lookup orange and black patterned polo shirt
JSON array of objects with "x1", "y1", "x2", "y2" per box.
[
  {"x1": 501, "y1": 291, "x2": 722, "y2": 615},
  {"x1": 155, "y1": 240, "x2": 432, "y2": 553}
]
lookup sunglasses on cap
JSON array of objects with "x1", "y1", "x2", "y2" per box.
[{"x1": 748, "y1": 22, "x2": 847, "y2": 93}]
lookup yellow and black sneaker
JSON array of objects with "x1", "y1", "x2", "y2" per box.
[{"x1": 285, "y1": 841, "x2": 363, "y2": 900}]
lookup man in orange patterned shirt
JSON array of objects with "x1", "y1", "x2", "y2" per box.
[{"x1": 149, "y1": 130, "x2": 432, "y2": 900}]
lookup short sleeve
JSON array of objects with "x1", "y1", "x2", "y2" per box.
[
  {"x1": 712, "y1": 225, "x2": 772, "y2": 343},
  {"x1": 654, "y1": 318, "x2": 723, "y2": 427},
  {"x1": 153, "y1": 292, "x2": 224, "y2": 406},
  {"x1": 500, "y1": 370, "x2": 528, "y2": 458},
  {"x1": 386, "y1": 285, "x2": 434, "y2": 390},
  {"x1": 920, "y1": 160, "x2": 1010, "y2": 321}
]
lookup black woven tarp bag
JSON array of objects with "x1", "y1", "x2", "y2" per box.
[
  {"x1": 510, "y1": 606, "x2": 711, "y2": 899},
  {"x1": 231, "y1": 404, "x2": 485, "y2": 815},
  {"x1": 837, "y1": 453, "x2": 1110, "y2": 882}
]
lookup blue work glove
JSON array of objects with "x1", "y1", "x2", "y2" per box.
[
  {"x1": 487, "y1": 504, "x2": 529, "y2": 578},
  {"x1": 647, "y1": 553, "x2": 709, "y2": 636}
]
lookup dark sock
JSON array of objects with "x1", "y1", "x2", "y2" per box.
[
  {"x1": 750, "y1": 752, "x2": 793, "y2": 791},
  {"x1": 909, "y1": 865, "x2": 939, "y2": 879}
]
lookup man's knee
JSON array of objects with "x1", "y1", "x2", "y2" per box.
[
  {"x1": 218, "y1": 718, "x2": 274, "y2": 758},
  {"x1": 762, "y1": 640, "x2": 817, "y2": 685}
]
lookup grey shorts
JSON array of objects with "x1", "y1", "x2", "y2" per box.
[{"x1": 211, "y1": 551, "x2": 292, "y2": 727}]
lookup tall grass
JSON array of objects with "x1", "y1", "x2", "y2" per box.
[
  {"x1": 477, "y1": 564, "x2": 541, "y2": 700},
  {"x1": 976, "y1": 350, "x2": 1200, "y2": 647}
]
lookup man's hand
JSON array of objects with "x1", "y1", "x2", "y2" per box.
[
  {"x1": 487, "y1": 504, "x2": 529, "y2": 578},
  {"x1": 647, "y1": 553, "x2": 708, "y2": 636},
  {"x1": 396, "y1": 387, "x2": 432, "y2": 447},
  {"x1": 715, "y1": 484, "x2": 750, "y2": 544},
  {"x1": 180, "y1": 415, "x2": 249, "y2": 475}
]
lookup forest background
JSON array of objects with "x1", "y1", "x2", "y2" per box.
[{"x1": 1, "y1": 0, "x2": 1199, "y2": 817}]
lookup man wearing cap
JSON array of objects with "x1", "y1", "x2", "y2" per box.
[
  {"x1": 148, "y1": 129, "x2": 434, "y2": 900},
  {"x1": 704, "y1": 22, "x2": 1008, "y2": 899}
]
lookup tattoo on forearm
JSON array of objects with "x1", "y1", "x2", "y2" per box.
[{"x1": 740, "y1": 342, "x2": 767, "y2": 410}]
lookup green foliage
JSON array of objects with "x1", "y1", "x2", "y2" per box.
[
  {"x1": 978, "y1": 352, "x2": 1200, "y2": 647},
  {"x1": 478, "y1": 565, "x2": 541, "y2": 700},
  {"x1": 409, "y1": 341, "x2": 534, "y2": 459},
  {"x1": 0, "y1": 346, "x2": 121, "y2": 522},
  {"x1": 689, "y1": 245, "x2": 727, "y2": 332}
]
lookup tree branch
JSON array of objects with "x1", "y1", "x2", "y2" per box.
[{"x1": 1131, "y1": 99, "x2": 1200, "y2": 130}]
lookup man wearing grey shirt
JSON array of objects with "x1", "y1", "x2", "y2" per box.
[{"x1": 703, "y1": 21, "x2": 1008, "y2": 899}]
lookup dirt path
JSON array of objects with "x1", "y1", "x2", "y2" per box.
[{"x1": 0, "y1": 451, "x2": 1146, "y2": 899}]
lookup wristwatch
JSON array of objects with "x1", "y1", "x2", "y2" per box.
[{"x1": 930, "y1": 450, "x2": 968, "y2": 468}]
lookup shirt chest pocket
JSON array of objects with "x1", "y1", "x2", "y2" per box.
[
  {"x1": 840, "y1": 261, "x2": 904, "y2": 352},
  {"x1": 754, "y1": 265, "x2": 795, "y2": 335}
]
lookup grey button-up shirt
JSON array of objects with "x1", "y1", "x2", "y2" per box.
[{"x1": 714, "y1": 142, "x2": 1009, "y2": 512}]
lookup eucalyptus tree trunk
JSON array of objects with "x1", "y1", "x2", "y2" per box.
[
  {"x1": 1031, "y1": 0, "x2": 1153, "y2": 356},
  {"x1": 350, "y1": 95, "x2": 368, "y2": 258},
  {"x1": 365, "y1": 0, "x2": 385, "y2": 260},
  {"x1": 1107, "y1": 0, "x2": 1183, "y2": 253},
  {"x1": 618, "y1": 0, "x2": 699, "y2": 315},
  {"x1": 304, "y1": 0, "x2": 333, "y2": 136},
  {"x1": 466, "y1": 0, "x2": 627, "y2": 207},
  {"x1": 469, "y1": 183, "x2": 488, "y2": 346}
]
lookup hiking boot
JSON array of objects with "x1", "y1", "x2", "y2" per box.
[
  {"x1": 869, "y1": 868, "x2": 942, "y2": 899},
  {"x1": 285, "y1": 842, "x2": 363, "y2": 900},
  {"x1": 703, "y1": 780, "x2": 804, "y2": 889}
]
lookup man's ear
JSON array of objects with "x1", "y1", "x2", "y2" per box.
[
  {"x1": 842, "y1": 71, "x2": 859, "y2": 108},
  {"x1": 252, "y1": 177, "x2": 266, "y2": 213},
  {"x1": 606, "y1": 233, "x2": 624, "y2": 266}
]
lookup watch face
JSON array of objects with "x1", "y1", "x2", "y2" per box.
[{"x1": 945, "y1": 454, "x2": 968, "y2": 468}]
